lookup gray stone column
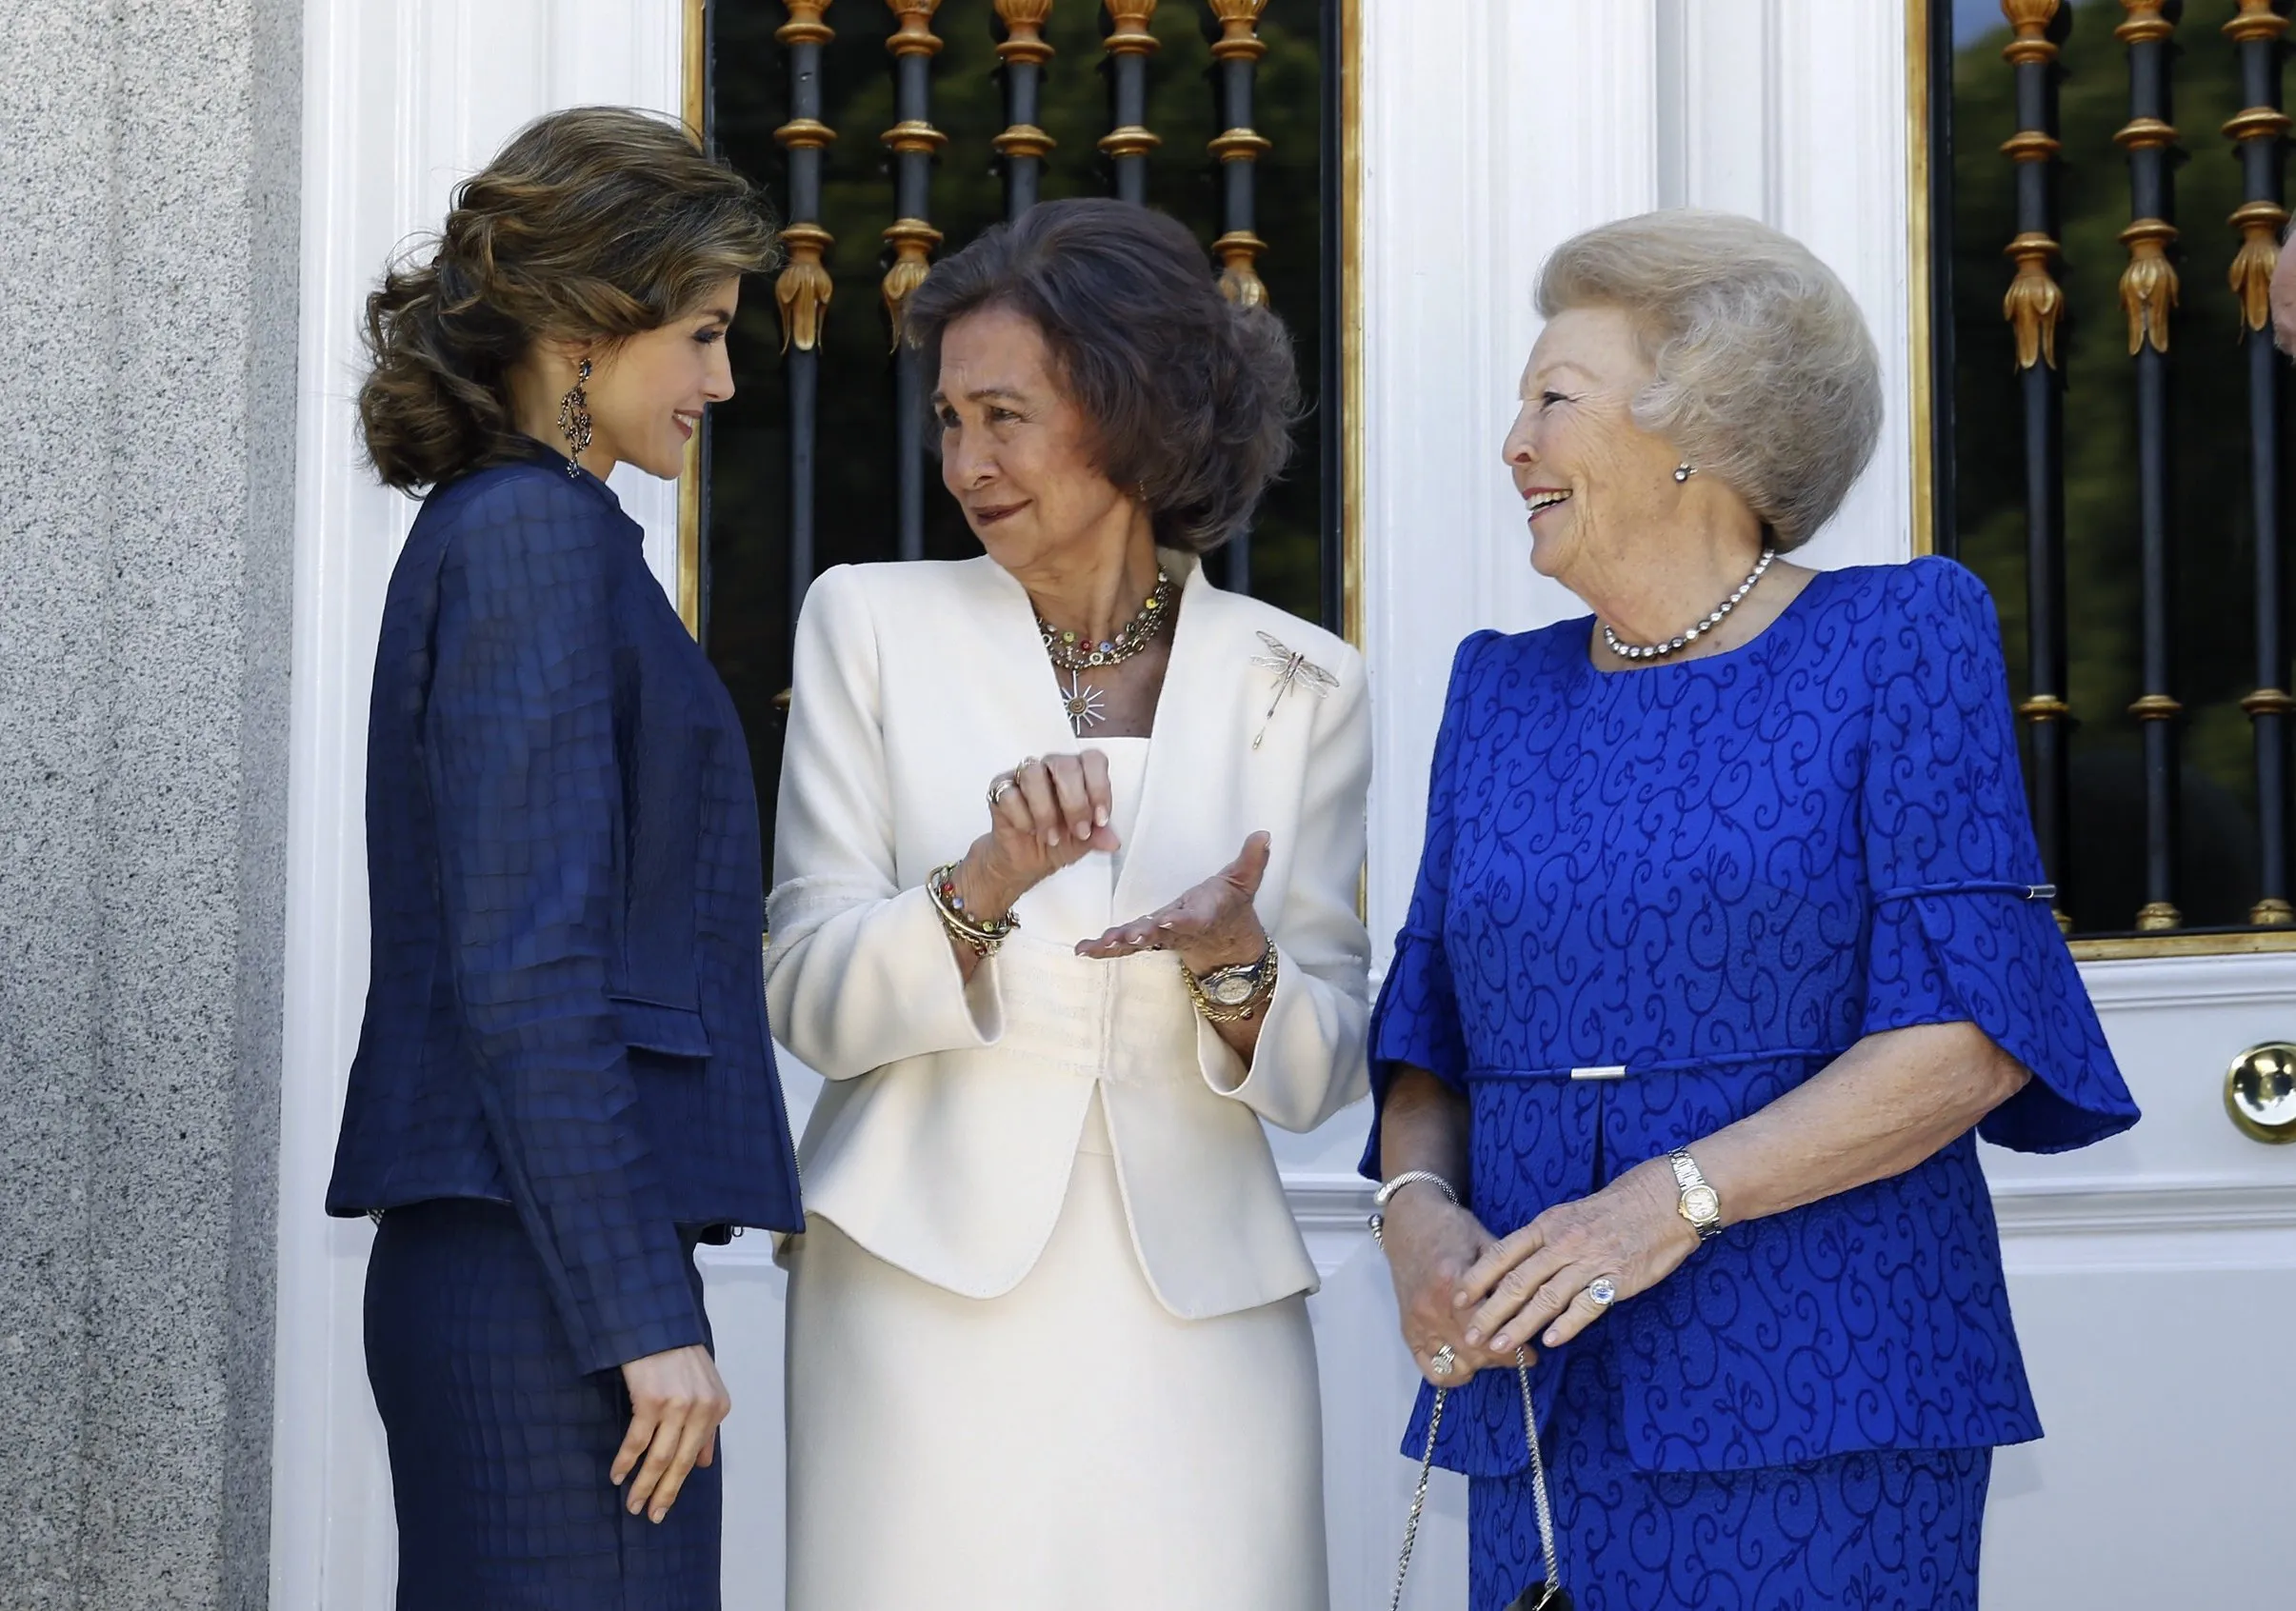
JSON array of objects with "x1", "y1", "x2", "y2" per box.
[{"x1": 0, "y1": 1, "x2": 300, "y2": 1606}]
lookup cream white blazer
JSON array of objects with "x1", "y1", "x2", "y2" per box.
[{"x1": 764, "y1": 551, "x2": 1370, "y2": 1320}]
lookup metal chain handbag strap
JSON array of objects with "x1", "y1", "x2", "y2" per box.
[{"x1": 1387, "y1": 1348, "x2": 1570, "y2": 1611}]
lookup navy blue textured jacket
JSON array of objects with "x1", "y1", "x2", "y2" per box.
[{"x1": 328, "y1": 445, "x2": 803, "y2": 1374}]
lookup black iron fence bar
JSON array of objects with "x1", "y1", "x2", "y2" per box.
[
  {"x1": 2001, "y1": 0, "x2": 2074, "y2": 930},
  {"x1": 1101, "y1": 0, "x2": 1160, "y2": 203},
  {"x1": 2227, "y1": 0, "x2": 2293, "y2": 926},
  {"x1": 884, "y1": 0, "x2": 948, "y2": 562},
  {"x1": 775, "y1": 0, "x2": 836, "y2": 626},
  {"x1": 1208, "y1": 0, "x2": 1268, "y2": 593},
  {"x1": 2117, "y1": 0, "x2": 2183, "y2": 932},
  {"x1": 1208, "y1": 0, "x2": 1269, "y2": 308},
  {"x1": 995, "y1": 0, "x2": 1056, "y2": 219}
]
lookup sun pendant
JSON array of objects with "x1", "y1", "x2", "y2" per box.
[{"x1": 1061, "y1": 670, "x2": 1108, "y2": 734}]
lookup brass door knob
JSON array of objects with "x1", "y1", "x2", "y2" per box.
[{"x1": 2226, "y1": 1043, "x2": 2296, "y2": 1144}]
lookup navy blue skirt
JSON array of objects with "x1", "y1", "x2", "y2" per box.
[
  {"x1": 366, "y1": 1199, "x2": 720, "y2": 1611},
  {"x1": 1470, "y1": 1344, "x2": 1991, "y2": 1611}
]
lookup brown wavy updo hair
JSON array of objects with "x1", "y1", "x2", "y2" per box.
[
  {"x1": 900, "y1": 198, "x2": 1302, "y2": 554},
  {"x1": 359, "y1": 107, "x2": 779, "y2": 492}
]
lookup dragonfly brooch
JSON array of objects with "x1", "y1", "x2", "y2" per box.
[{"x1": 1250, "y1": 630, "x2": 1340, "y2": 749}]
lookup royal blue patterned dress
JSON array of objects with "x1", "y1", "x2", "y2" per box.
[{"x1": 1364, "y1": 558, "x2": 2139, "y2": 1611}]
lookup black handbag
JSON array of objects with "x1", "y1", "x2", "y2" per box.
[{"x1": 1386, "y1": 1349, "x2": 1571, "y2": 1611}]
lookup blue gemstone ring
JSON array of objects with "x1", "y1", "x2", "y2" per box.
[{"x1": 1586, "y1": 1277, "x2": 1618, "y2": 1308}]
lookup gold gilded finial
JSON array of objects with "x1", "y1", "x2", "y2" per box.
[
  {"x1": 2004, "y1": 234, "x2": 2066, "y2": 370},
  {"x1": 2000, "y1": 0, "x2": 2061, "y2": 63}
]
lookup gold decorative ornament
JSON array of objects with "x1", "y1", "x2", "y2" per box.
[
  {"x1": 2117, "y1": 215, "x2": 2180, "y2": 358},
  {"x1": 879, "y1": 0, "x2": 945, "y2": 348},
  {"x1": 2227, "y1": 202, "x2": 2286, "y2": 333},
  {"x1": 775, "y1": 0, "x2": 834, "y2": 46},
  {"x1": 2003, "y1": 232, "x2": 2066, "y2": 371},
  {"x1": 880, "y1": 219, "x2": 945, "y2": 348},
  {"x1": 2127, "y1": 692, "x2": 2184, "y2": 722},
  {"x1": 2114, "y1": 0, "x2": 2172, "y2": 45},
  {"x1": 2000, "y1": 0, "x2": 2062, "y2": 66},
  {"x1": 885, "y1": 0, "x2": 943, "y2": 54},
  {"x1": 773, "y1": 223, "x2": 835, "y2": 354},
  {"x1": 2253, "y1": 898, "x2": 2296, "y2": 926},
  {"x1": 1213, "y1": 229, "x2": 1269, "y2": 308},
  {"x1": 2135, "y1": 901, "x2": 2183, "y2": 931},
  {"x1": 2225, "y1": 0, "x2": 2289, "y2": 47},
  {"x1": 2226, "y1": 1042, "x2": 2296, "y2": 1143},
  {"x1": 994, "y1": 0, "x2": 1054, "y2": 57},
  {"x1": 1101, "y1": 0, "x2": 1157, "y2": 54},
  {"x1": 2017, "y1": 693, "x2": 2072, "y2": 723}
]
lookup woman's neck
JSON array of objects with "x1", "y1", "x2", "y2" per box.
[
  {"x1": 1568, "y1": 503, "x2": 1768, "y2": 646},
  {"x1": 1016, "y1": 519, "x2": 1165, "y2": 646}
]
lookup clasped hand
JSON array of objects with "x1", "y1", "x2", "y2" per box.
[
  {"x1": 954, "y1": 753, "x2": 1269, "y2": 974},
  {"x1": 1384, "y1": 1158, "x2": 1701, "y2": 1385}
]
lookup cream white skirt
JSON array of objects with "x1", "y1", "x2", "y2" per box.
[{"x1": 784, "y1": 1109, "x2": 1329, "y2": 1611}]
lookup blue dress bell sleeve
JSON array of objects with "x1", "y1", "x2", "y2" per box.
[
  {"x1": 1357, "y1": 632, "x2": 1493, "y2": 1181},
  {"x1": 425, "y1": 481, "x2": 706, "y2": 1374},
  {"x1": 1860, "y1": 559, "x2": 2140, "y2": 1153}
]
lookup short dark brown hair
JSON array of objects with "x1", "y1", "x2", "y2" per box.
[
  {"x1": 902, "y1": 198, "x2": 1302, "y2": 554},
  {"x1": 358, "y1": 107, "x2": 779, "y2": 492}
]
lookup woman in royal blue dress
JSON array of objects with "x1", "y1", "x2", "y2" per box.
[{"x1": 1367, "y1": 210, "x2": 2140, "y2": 1611}]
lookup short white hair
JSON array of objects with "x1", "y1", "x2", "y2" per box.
[{"x1": 1536, "y1": 210, "x2": 1882, "y2": 550}]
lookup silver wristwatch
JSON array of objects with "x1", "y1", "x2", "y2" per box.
[
  {"x1": 1193, "y1": 943, "x2": 1276, "y2": 1008},
  {"x1": 1669, "y1": 1147, "x2": 1724, "y2": 1242}
]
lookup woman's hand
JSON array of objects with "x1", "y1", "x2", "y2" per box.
[
  {"x1": 1380, "y1": 1185, "x2": 1510, "y2": 1385},
  {"x1": 950, "y1": 752, "x2": 1120, "y2": 918},
  {"x1": 1076, "y1": 830, "x2": 1272, "y2": 972},
  {"x1": 613, "y1": 1343, "x2": 731, "y2": 1523},
  {"x1": 1454, "y1": 1156, "x2": 1700, "y2": 1357}
]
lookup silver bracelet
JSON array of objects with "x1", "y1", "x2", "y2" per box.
[{"x1": 1368, "y1": 1170, "x2": 1459, "y2": 1247}]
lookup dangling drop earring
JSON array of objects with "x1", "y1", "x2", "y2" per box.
[
  {"x1": 558, "y1": 357, "x2": 593, "y2": 478},
  {"x1": 1673, "y1": 459, "x2": 1694, "y2": 484}
]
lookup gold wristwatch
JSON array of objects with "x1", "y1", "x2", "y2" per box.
[
  {"x1": 1184, "y1": 941, "x2": 1278, "y2": 1022},
  {"x1": 1669, "y1": 1147, "x2": 1724, "y2": 1242}
]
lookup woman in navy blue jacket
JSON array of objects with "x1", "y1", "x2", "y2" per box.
[{"x1": 326, "y1": 108, "x2": 800, "y2": 1610}]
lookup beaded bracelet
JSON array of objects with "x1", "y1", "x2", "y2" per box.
[{"x1": 927, "y1": 863, "x2": 1018, "y2": 957}]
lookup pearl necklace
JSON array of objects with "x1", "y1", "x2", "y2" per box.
[{"x1": 1600, "y1": 548, "x2": 1777, "y2": 663}]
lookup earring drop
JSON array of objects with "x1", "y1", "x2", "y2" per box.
[
  {"x1": 1673, "y1": 460, "x2": 1694, "y2": 484},
  {"x1": 558, "y1": 357, "x2": 593, "y2": 478}
]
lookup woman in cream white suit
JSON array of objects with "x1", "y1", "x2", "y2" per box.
[{"x1": 766, "y1": 198, "x2": 1368, "y2": 1609}]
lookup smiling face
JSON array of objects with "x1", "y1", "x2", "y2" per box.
[
  {"x1": 933, "y1": 304, "x2": 1135, "y2": 575},
  {"x1": 1501, "y1": 305, "x2": 1687, "y2": 587},
  {"x1": 578, "y1": 277, "x2": 740, "y2": 479}
]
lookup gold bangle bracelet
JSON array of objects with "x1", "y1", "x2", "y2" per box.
[{"x1": 927, "y1": 863, "x2": 1016, "y2": 957}]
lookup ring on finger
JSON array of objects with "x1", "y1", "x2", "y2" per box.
[
  {"x1": 988, "y1": 775, "x2": 1018, "y2": 807},
  {"x1": 1429, "y1": 1343, "x2": 1457, "y2": 1378},
  {"x1": 1585, "y1": 1276, "x2": 1618, "y2": 1308},
  {"x1": 1015, "y1": 755, "x2": 1040, "y2": 774}
]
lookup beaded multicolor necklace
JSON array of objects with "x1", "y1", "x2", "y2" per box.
[{"x1": 1036, "y1": 569, "x2": 1176, "y2": 733}]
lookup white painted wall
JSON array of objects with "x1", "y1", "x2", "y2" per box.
[{"x1": 274, "y1": 4, "x2": 2295, "y2": 1608}]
